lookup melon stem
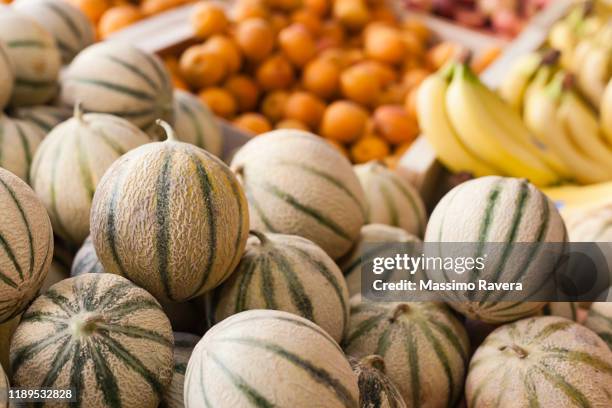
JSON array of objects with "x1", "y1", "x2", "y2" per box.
[
  {"x1": 71, "y1": 313, "x2": 102, "y2": 337},
  {"x1": 249, "y1": 230, "x2": 269, "y2": 245},
  {"x1": 156, "y1": 119, "x2": 177, "y2": 142},
  {"x1": 390, "y1": 304, "x2": 410, "y2": 322},
  {"x1": 500, "y1": 344, "x2": 528, "y2": 359},
  {"x1": 361, "y1": 355, "x2": 386, "y2": 372},
  {"x1": 73, "y1": 102, "x2": 85, "y2": 122}
]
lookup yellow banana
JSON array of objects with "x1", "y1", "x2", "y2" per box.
[
  {"x1": 601, "y1": 79, "x2": 612, "y2": 143},
  {"x1": 446, "y1": 64, "x2": 560, "y2": 187},
  {"x1": 577, "y1": 41, "x2": 611, "y2": 107},
  {"x1": 499, "y1": 52, "x2": 544, "y2": 112},
  {"x1": 416, "y1": 69, "x2": 501, "y2": 178},
  {"x1": 544, "y1": 180, "x2": 612, "y2": 212}
]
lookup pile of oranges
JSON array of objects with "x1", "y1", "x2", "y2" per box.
[{"x1": 165, "y1": 0, "x2": 497, "y2": 164}]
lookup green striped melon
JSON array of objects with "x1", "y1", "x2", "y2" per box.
[
  {"x1": 466, "y1": 316, "x2": 612, "y2": 407},
  {"x1": 31, "y1": 108, "x2": 150, "y2": 245},
  {"x1": 0, "y1": 361, "x2": 7, "y2": 408},
  {"x1": 339, "y1": 224, "x2": 421, "y2": 297},
  {"x1": 60, "y1": 41, "x2": 174, "y2": 132},
  {"x1": 10, "y1": 273, "x2": 174, "y2": 407},
  {"x1": 0, "y1": 167, "x2": 53, "y2": 324},
  {"x1": 13, "y1": 0, "x2": 94, "y2": 64},
  {"x1": 184, "y1": 309, "x2": 359, "y2": 408},
  {"x1": 12, "y1": 104, "x2": 72, "y2": 134},
  {"x1": 173, "y1": 89, "x2": 222, "y2": 157},
  {"x1": 231, "y1": 129, "x2": 367, "y2": 259},
  {"x1": 586, "y1": 302, "x2": 612, "y2": 349},
  {"x1": 0, "y1": 10, "x2": 61, "y2": 107},
  {"x1": 161, "y1": 332, "x2": 200, "y2": 408},
  {"x1": 0, "y1": 39, "x2": 14, "y2": 111},
  {"x1": 343, "y1": 298, "x2": 469, "y2": 407},
  {"x1": 349, "y1": 355, "x2": 407, "y2": 408},
  {"x1": 90, "y1": 121, "x2": 249, "y2": 302},
  {"x1": 71, "y1": 235, "x2": 104, "y2": 276},
  {"x1": 354, "y1": 161, "x2": 427, "y2": 236},
  {"x1": 214, "y1": 230, "x2": 350, "y2": 342},
  {"x1": 0, "y1": 114, "x2": 45, "y2": 183},
  {"x1": 424, "y1": 176, "x2": 567, "y2": 323}
]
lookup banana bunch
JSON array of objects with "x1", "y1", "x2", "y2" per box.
[
  {"x1": 417, "y1": 62, "x2": 561, "y2": 187},
  {"x1": 601, "y1": 77, "x2": 612, "y2": 141}
]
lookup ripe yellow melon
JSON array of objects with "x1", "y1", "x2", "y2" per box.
[
  {"x1": 0, "y1": 39, "x2": 14, "y2": 111},
  {"x1": 230, "y1": 129, "x2": 366, "y2": 259},
  {"x1": 354, "y1": 161, "x2": 427, "y2": 236},
  {"x1": 173, "y1": 89, "x2": 222, "y2": 157},
  {"x1": 424, "y1": 176, "x2": 567, "y2": 323},
  {"x1": 214, "y1": 231, "x2": 350, "y2": 342},
  {"x1": 184, "y1": 309, "x2": 359, "y2": 407},
  {"x1": 0, "y1": 168, "x2": 53, "y2": 324},
  {"x1": 10, "y1": 273, "x2": 174, "y2": 408},
  {"x1": 161, "y1": 332, "x2": 200, "y2": 408},
  {"x1": 30, "y1": 108, "x2": 150, "y2": 245},
  {"x1": 0, "y1": 113, "x2": 45, "y2": 183},
  {"x1": 466, "y1": 316, "x2": 612, "y2": 407},
  {"x1": 0, "y1": 10, "x2": 61, "y2": 107},
  {"x1": 90, "y1": 121, "x2": 249, "y2": 301}
]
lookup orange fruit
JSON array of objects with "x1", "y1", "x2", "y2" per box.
[
  {"x1": 140, "y1": 0, "x2": 189, "y2": 16},
  {"x1": 356, "y1": 60, "x2": 397, "y2": 87},
  {"x1": 269, "y1": 12, "x2": 290, "y2": 34},
  {"x1": 317, "y1": 20, "x2": 345, "y2": 50},
  {"x1": 402, "y1": 68, "x2": 430, "y2": 91},
  {"x1": 333, "y1": 0, "x2": 369, "y2": 30},
  {"x1": 261, "y1": 90, "x2": 290, "y2": 122},
  {"x1": 202, "y1": 35, "x2": 242, "y2": 74},
  {"x1": 278, "y1": 23, "x2": 317, "y2": 67},
  {"x1": 231, "y1": 0, "x2": 268, "y2": 21},
  {"x1": 225, "y1": 75, "x2": 260, "y2": 113},
  {"x1": 343, "y1": 48, "x2": 366, "y2": 65},
  {"x1": 377, "y1": 83, "x2": 407, "y2": 106},
  {"x1": 402, "y1": 18, "x2": 430, "y2": 43},
  {"x1": 370, "y1": 5, "x2": 397, "y2": 24},
  {"x1": 290, "y1": 9, "x2": 322, "y2": 35},
  {"x1": 302, "y1": 58, "x2": 341, "y2": 100},
  {"x1": 426, "y1": 41, "x2": 462, "y2": 71},
  {"x1": 304, "y1": 0, "x2": 328, "y2": 17},
  {"x1": 198, "y1": 87, "x2": 237, "y2": 119},
  {"x1": 401, "y1": 30, "x2": 425, "y2": 57},
  {"x1": 255, "y1": 54, "x2": 294, "y2": 90},
  {"x1": 320, "y1": 100, "x2": 368, "y2": 143},
  {"x1": 340, "y1": 64, "x2": 381, "y2": 107},
  {"x1": 179, "y1": 46, "x2": 227, "y2": 89},
  {"x1": 190, "y1": 2, "x2": 228, "y2": 39},
  {"x1": 403, "y1": 87, "x2": 419, "y2": 121},
  {"x1": 265, "y1": 0, "x2": 301, "y2": 12},
  {"x1": 350, "y1": 135, "x2": 390, "y2": 163},
  {"x1": 171, "y1": 75, "x2": 189, "y2": 91},
  {"x1": 471, "y1": 46, "x2": 501, "y2": 74},
  {"x1": 319, "y1": 47, "x2": 347, "y2": 67},
  {"x1": 68, "y1": 0, "x2": 110, "y2": 22},
  {"x1": 163, "y1": 55, "x2": 180, "y2": 76},
  {"x1": 98, "y1": 5, "x2": 142, "y2": 39},
  {"x1": 364, "y1": 25, "x2": 406, "y2": 65},
  {"x1": 284, "y1": 91, "x2": 326, "y2": 129},
  {"x1": 235, "y1": 18, "x2": 275, "y2": 61},
  {"x1": 373, "y1": 105, "x2": 419, "y2": 145},
  {"x1": 234, "y1": 113, "x2": 272, "y2": 134},
  {"x1": 276, "y1": 118, "x2": 310, "y2": 131}
]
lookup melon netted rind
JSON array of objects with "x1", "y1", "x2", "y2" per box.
[
  {"x1": 344, "y1": 298, "x2": 469, "y2": 407},
  {"x1": 90, "y1": 130, "x2": 249, "y2": 302},
  {"x1": 184, "y1": 309, "x2": 359, "y2": 408},
  {"x1": 12, "y1": 0, "x2": 95, "y2": 64},
  {"x1": 349, "y1": 355, "x2": 407, "y2": 408},
  {"x1": 161, "y1": 332, "x2": 200, "y2": 408},
  {"x1": 12, "y1": 104, "x2": 72, "y2": 134},
  {"x1": 424, "y1": 176, "x2": 568, "y2": 323},
  {"x1": 585, "y1": 302, "x2": 612, "y2": 350},
  {"x1": 0, "y1": 113, "x2": 45, "y2": 183},
  {"x1": 230, "y1": 129, "x2": 367, "y2": 259},
  {"x1": 60, "y1": 41, "x2": 174, "y2": 132},
  {"x1": 466, "y1": 315, "x2": 612, "y2": 407},
  {"x1": 339, "y1": 223, "x2": 421, "y2": 297},
  {"x1": 0, "y1": 10, "x2": 61, "y2": 107},
  {"x1": 10, "y1": 273, "x2": 174, "y2": 408},
  {"x1": 214, "y1": 231, "x2": 350, "y2": 342},
  {"x1": 30, "y1": 111, "x2": 150, "y2": 245},
  {"x1": 354, "y1": 161, "x2": 427, "y2": 237},
  {"x1": 0, "y1": 39, "x2": 14, "y2": 111},
  {"x1": 172, "y1": 89, "x2": 223, "y2": 157},
  {"x1": 0, "y1": 168, "x2": 53, "y2": 324}
]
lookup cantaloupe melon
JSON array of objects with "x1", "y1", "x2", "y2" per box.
[
  {"x1": 60, "y1": 41, "x2": 174, "y2": 132},
  {"x1": 31, "y1": 107, "x2": 150, "y2": 245},
  {"x1": 161, "y1": 332, "x2": 200, "y2": 408},
  {"x1": 173, "y1": 89, "x2": 222, "y2": 157},
  {"x1": 12, "y1": 105, "x2": 72, "y2": 133},
  {"x1": 12, "y1": 0, "x2": 94, "y2": 64},
  {"x1": 0, "y1": 114, "x2": 45, "y2": 183},
  {"x1": 354, "y1": 161, "x2": 427, "y2": 236},
  {"x1": 0, "y1": 362, "x2": 7, "y2": 408},
  {"x1": 344, "y1": 298, "x2": 469, "y2": 407},
  {"x1": 349, "y1": 355, "x2": 407, "y2": 408},
  {"x1": 214, "y1": 230, "x2": 350, "y2": 342},
  {"x1": 424, "y1": 176, "x2": 567, "y2": 323},
  {"x1": 71, "y1": 235, "x2": 104, "y2": 276},
  {"x1": 90, "y1": 121, "x2": 249, "y2": 302},
  {"x1": 585, "y1": 302, "x2": 612, "y2": 349},
  {"x1": 466, "y1": 316, "x2": 612, "y2": 407},
  {"x1": 0, "y1": 39, "x2": 14, "y2": 111},
  {"x1": 184, "y1": 309, "x2": 359, "y2": 408},
  {"x1": 0, "y1": 168, "x2": 53, "y2": 324},
  {"x1": 339, "y1": 224, "x2": 421, "y2": 297},
  {"x1": 231, "y1": 130, "x2": 366, "y2": 259},
  {"x1": 0, "y1": 10, "x2": 61, "y2": 107},
  {"x1": 10, "y1": 273, "x2": 174, "y2": 407}
]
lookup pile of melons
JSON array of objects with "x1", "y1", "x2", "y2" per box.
[
  {"x1": 165, "y1": 0, "x2": 498, "y2": 164},
  {"x1": 1, "y1": 1, "x2": 612, "y2": 408}
]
